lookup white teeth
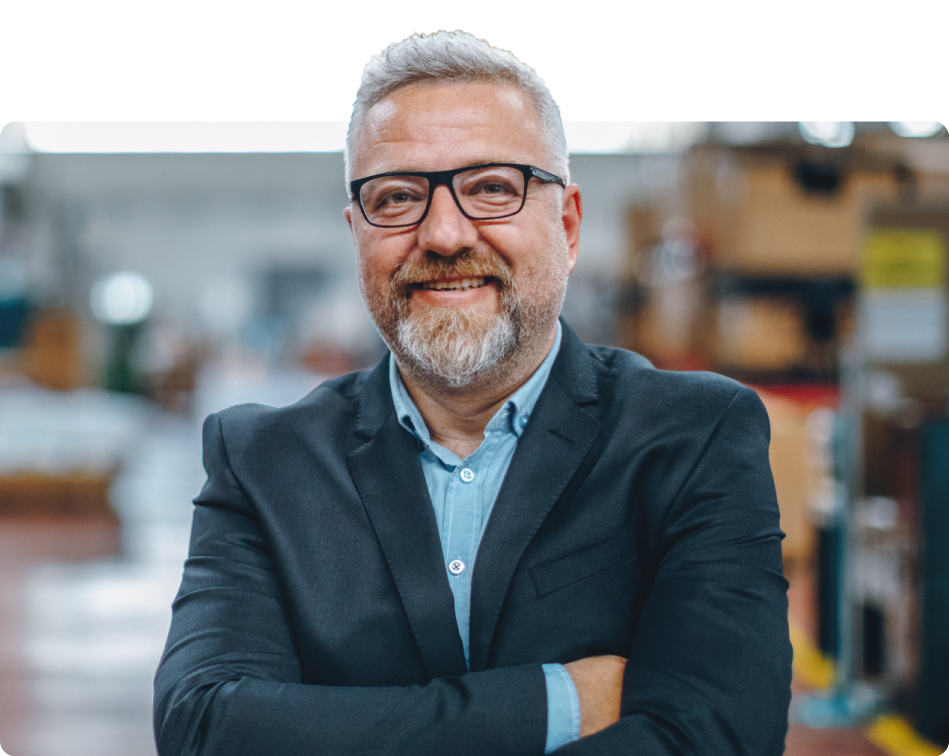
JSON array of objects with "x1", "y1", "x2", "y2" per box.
[{"x1": 420, "y1": 277, "x2": 487, "y2": 291}]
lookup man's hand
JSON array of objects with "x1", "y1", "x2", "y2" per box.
[{"x1": 564, "y1": 655, "x2": 627, "y2": 738}]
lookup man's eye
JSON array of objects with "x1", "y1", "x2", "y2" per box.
[
  {"x1": 371, "y1": 187, "x2": 424, "y2": 212},
  {"x1": 472, "y1": 181, "x2": 516, "y2": 196},
  {"x1": 380, "y1": 191, "x2": 411, "y2": 206}
]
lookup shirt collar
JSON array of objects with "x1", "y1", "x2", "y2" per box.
[{"x1": 389, "y1": 320, "x2": 563, "y2": 453}]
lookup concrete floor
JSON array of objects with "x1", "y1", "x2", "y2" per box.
[{"x1": 0, "y1": 399, "x2": 896, "y2": 756}]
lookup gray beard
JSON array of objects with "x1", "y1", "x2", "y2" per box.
[
  {"x1": 394, "y1": 300, "x2": 520, "y2": 389},
  {"x1": 360, "y1": 246, "x2": 569, "y2": 391}
]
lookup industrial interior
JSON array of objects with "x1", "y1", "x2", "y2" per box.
[{"x1": 0, "y1": 120, "x2": 947, "y2": 755}]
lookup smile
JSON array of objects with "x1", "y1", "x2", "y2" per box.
[{"x1": 418, "y1": 277, "x2": 489, "y2": 291}]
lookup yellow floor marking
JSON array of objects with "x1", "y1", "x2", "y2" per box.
[
  {"x1": 789, "y1": 621, "x2": 835, "y2": 689},
  {"x1": 789, "y1": 622, "x2": 947, "y2": 756},
  {"x1": 865, "y1": 714, "x2": 945, "y2": 756}
]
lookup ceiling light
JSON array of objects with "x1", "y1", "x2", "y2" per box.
[
  {"x1": 888, "y1": 121, "x2": 943, "y2": 138},
  {"x1": 798, "y1": 121, "x2": 855, "y2": 149},
  {"x1": 90, "y1": 272, "x2": 153, "y2": 325}
]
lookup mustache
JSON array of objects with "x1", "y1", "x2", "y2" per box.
[{"x1": 392, "y1": 253, "x2": 513, "y2": 292}]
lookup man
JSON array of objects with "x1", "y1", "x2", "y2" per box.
[{"x1": 154, "y1": 31, "x2": 792, "y2": 755}]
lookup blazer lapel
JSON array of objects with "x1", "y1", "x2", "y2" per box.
[
  {"x1": 468, "y1": 323, "x2": 602, "y2": 671},
  {"x1": 346, "y1": 357, "x2": 468, "y2": 679}
]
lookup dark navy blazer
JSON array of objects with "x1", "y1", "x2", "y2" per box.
[{"x1": 154, "y1": 321, "x2": 792, "y2": 755}]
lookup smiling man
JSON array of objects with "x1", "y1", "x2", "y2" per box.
[
  {"x1": 347, "y1": 80, "x2": 579, "y2": 454},
  {"x1": 154, "y1": 31, "x2": 793, "y2": 756}
]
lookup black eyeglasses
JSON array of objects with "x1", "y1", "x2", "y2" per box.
[{"x1": 349, "y1": 163, "x2": 566, "y2": 228}]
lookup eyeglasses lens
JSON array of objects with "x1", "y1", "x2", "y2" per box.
[{"x1": 359, "y1": 166, "x2": 527, "y2": 226}]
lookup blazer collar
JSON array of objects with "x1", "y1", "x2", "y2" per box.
[
  {"x1": 347, "y1": 319, "x2": 603, "y2": 674},
  {"x1": 352, "y1": 354, "x2": 396, "y2": 439},
  {"x1": 346, "y1": 369, "x2": 468, "y2": 679},
  {"x1": 548, "y1": 318, "x2": 600, "y2": 406}
]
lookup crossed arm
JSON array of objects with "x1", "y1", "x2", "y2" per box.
[
  {"x1": 154, "y1": 387, "x2": 791, "y2": 755},
  {"x1": 153, "y1": 486, "x2": 622, "y2": 755}
]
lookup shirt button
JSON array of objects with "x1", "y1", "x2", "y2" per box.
[
  {"x1": 519, "y1": 415, "x2": 529, "y2": 429},
  {"x1": 459, "y1": 467, "x2": 475, "y2": 483},
  {"x1": 448, "y1": 559, "x2": 466, "y2": 575}
]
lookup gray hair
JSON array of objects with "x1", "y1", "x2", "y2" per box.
[{"x1": 345, "y1": 30, "x2": 569, "y2": 185}]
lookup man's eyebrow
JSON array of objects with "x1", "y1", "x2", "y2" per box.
[
  {"x1": 459, "y1": 159, "x2": 519, "y2": 168},
  {"x1": 461, "y1": 159, "x2": 504, "y2": 167}
]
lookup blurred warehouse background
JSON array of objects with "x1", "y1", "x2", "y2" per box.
[{"x1": 1, "y1": 121, "x2": 948, "y2": 756}]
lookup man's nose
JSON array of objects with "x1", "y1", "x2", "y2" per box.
[{"x1": 416, "y1": 184, "x2": 477, "y2": 256}]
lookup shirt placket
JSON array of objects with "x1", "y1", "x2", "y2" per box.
[{"x1": 444, "y1": 456, "x2": 476, "y2": 666}]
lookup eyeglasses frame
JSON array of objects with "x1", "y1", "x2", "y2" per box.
[{"x1": 349, "y1": 162, "x2": 567, "y2": 228}]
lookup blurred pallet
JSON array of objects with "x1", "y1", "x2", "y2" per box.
[{"x1": 0, "y1": 471, "x2": 118, "y2": 519}]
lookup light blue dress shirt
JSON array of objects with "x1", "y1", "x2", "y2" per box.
[{"x1": 388, "y1": 321, "x2": 580, "y2": 753}]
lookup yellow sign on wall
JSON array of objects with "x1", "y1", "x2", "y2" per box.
[{"x1": 861, "y1": 230, "x2": 946, "y2": 289}]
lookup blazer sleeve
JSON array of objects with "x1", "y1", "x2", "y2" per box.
[
  {"x1": 558, "y1": 385, "x2": 792, "y2": 755},
  {"x1": 152, "y1": 412, "x2": 549, "y2": 756}
]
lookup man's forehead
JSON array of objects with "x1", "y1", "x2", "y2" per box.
[{"x1": 351, "y1": 81, "x2": 547, "y2": 176}]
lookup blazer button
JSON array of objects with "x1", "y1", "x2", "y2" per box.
[{"x1": 448, "y1": 559, "x2": 466, "y2": 575}]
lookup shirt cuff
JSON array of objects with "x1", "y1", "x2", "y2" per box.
[{"x1": 541, "y1": 663, "x2": 581, "y2": 753}]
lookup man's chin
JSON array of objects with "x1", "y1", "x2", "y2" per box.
[{"x1": 393, "y1": 307, "x2": 519, "y2": 389}]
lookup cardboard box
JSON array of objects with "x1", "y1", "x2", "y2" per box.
[
  {"x1": 685, "y1": 147, "x2": 899, "y2": 275},
  {"x1": 22, "y1": 309, "x2": 83, "y2": 391},
  {"x1": 714, "y1": 296, "x2": 809, "y2": 371}
]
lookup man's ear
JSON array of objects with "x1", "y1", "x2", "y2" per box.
[
  {"x1": 561, "y1": 184, "x2": 582, "y2": 274},
  {"x1": 344, "y1": 206, "x2": 354, "y2": 235}
]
